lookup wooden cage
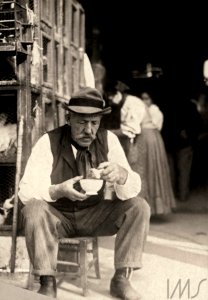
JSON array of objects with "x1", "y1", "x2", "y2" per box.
[{"x1": 0, "y1": 0, "x2": 85, "y2": 272}]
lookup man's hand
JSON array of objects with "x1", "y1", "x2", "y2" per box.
[
  {"x1": 98, "y1": 162, "x2": 128, "y2": 185},
  {"x1": 49, "y1": 176, "x2": 88, "y2": 201}
]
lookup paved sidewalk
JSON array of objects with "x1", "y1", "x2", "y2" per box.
[
  {"x1": 30, "y1": 235, "x2": 207, "y2": 300},
  {"x1": 0, "y1": 212, "x2": 208, "y2": 300},
  {"x1": 55, "y1": 235, "x2": 208, "y2": 300},
  {"x1": 1, "y1": 235, "x2": 207, "y2": 300},
  {"x1": 0, "y1": 280, "x2": 54, "y2": 300}
]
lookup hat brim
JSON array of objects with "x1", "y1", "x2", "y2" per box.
[{"x1": 62, "y1": 103, "x2": 111, "y2": 115}]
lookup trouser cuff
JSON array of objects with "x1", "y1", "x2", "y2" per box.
[
  {"x1": 32, "y1": 269, "x2": 57, "y2": 276},
  {"x1": 115, "y1": 262, "x2": 142, "y2": 270}
]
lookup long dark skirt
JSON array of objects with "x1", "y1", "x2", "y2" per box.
[{"x1": 124, "y1": 128, "x2": 176, "y2": 215}]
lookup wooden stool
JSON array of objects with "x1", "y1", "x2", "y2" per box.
[{"x1": 28, "y1": 236, "x2": 101, "y2": 296}]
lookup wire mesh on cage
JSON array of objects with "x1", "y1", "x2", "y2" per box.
[
  {"x1": 0, "y1": 165, "x2": 15, "y2": 201},
  {"x1": 0, "y1": 93, "x2": 17, "y2": 162},
  {"x1": 0, "y1": 165, "x2": 15, "y2": 225},
  {"x1": 0, "y1": 0, "x2": 34, "y2": 51},
  {"x1": 0, "y1": 55, "x2": 17, "y2": 81}
]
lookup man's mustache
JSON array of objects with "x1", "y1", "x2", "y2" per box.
[{"x1": 81, "y1": 134, "x2": 94, "y2": 139}]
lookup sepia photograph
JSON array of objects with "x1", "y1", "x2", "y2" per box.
[{"x1": 0, "y1": 1, "x2": 207, "y2": 299}]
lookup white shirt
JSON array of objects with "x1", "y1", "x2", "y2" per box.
[
  {"x1": 148, "y1": 104, "x2": 164, "y2": 131},
  {"x1": 120, "y1": 95, "x2": 146, "y2": 138},
  {"x1": 18, "y1": 130, "x2": 141, "y2": 204}
]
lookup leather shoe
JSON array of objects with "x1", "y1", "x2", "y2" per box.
[
  {"x1": 110, "y1": 268, "x2": 140, "y2": 300},
  {"x1": 37, "y1": 275, "x2": 57, "y2": 298}
]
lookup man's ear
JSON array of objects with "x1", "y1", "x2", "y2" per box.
[{"x1": 66, "y1": 112, "x2": 71, "y2": 125}]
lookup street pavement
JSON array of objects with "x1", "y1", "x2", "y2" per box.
[
  {"x1": 52, "y1": 212, "x2": 208, "y2": 300},
  {"x1": 1, "y1": 211, "x2": 207, "y2": 300}
]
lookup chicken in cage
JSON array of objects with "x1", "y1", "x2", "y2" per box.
[
  {"x1": 0, "y1": 194, "x2": 14, "y2": 225},
  {"x1": 0, "y1": 164, "x2": 15, "y2": 205},
  {"x1": 0, "y1": 113, "x2": 17, "y2": 156}
]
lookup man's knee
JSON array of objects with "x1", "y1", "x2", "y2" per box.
[
  {"x1": 127, "y1": 196, "x2": 151, "y2": 220},
  {"x1": 21, "y1": 199, "x2": 49, "y2": 223}
]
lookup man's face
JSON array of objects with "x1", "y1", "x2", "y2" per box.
[{"x1": 69, "y1": 113, "x2": 102, "y2": 147}]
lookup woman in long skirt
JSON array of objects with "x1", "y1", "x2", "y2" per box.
[{"x1": 121, "y1": 91, "x2": 176, "y2": 216}]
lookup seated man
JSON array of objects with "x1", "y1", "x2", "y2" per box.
[{"x1": 19, "y1": 87, "x2": 150, "y2": 300}]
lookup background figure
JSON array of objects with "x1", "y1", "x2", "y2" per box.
[
  {"x1": 171, "y1": 98, "x2": 201, "y2": 201},
  {"x1": 102, "y1": 80, "x2": 135, "y2": 152},
  {"x1": 190, "y1": 92, "x2": 208, "y2": 189},
  {"x1": 102, "y1": 81, "x2": 129, "y2": 131},
  {"x1": 120, "y1": 90, "x2": 175, "y2": 216}
]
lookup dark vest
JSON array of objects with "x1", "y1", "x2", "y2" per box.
[{"x1": 48, "y1": 125, "x2": 108, "y2": 212}]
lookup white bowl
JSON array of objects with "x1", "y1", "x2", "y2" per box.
[{"x1": 80, "y1": 179, "x2": 103, "y2": 195}]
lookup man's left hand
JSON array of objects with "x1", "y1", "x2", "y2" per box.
[{"x1": 98, "y1": 162, "x2": 128, "y2": 185}]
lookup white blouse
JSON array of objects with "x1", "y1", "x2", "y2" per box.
[
  {"x1": 120, "y1": 95, "x2": 146, "y2": 138},
  {"x1": 147, "y1": 104, "x2": 164, "y2": 131},
  {"x1": 120, "y1": 95, "x2": 164, "y2": 136}
]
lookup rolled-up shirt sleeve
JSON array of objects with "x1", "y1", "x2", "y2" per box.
[
  {"x1": 107, "y1": 130, "x2": 141, "y2": 200},
  {"x1": 18, "y1": 134, "x2": 54, "y2": 205}
]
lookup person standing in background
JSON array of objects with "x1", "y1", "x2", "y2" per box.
[
  {"x1": 173, "y1": 97, "x2": 201, "y2": 201},
  {"x1": 190, "y1": 92, "x2": 208, "y2": 189},
  {"x1": 102, "y1": 81, "x2": 136, "y2": 152},
  {"x1": 140, "y1": 92, "x2": 176, "y2": 215},
  {"x1": 119, "y1": 90, "x2": 175, "y2": 216}
]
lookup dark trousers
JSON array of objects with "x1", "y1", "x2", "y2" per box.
[{"x1": 21, "y1": 196, "x2": 150, "y2": 276}]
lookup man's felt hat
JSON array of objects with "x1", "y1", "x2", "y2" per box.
[{"x1": 63, "y1": 87, "x2": 111, "y2": 115}]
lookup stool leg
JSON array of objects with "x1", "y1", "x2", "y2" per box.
[
  {"x1": 93, "y1": 237, "x2": 101, "y2": 279},
  {"x1": 27, "y1": 261, "x2": 34, "y2": 290},
  {"x1": 80, "y1": 240, "x2": 88, "y2": 296}
]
